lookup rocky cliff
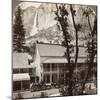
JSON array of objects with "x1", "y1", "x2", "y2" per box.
[{"x1": 14, "y1": 2, "x2": 96, "y2": 45}]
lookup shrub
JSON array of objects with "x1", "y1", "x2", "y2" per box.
[
  {"x1": 14, "y1": 92, "x2": 23, "y2": 100},
  {"x1": 40, "y1": 92, "x2": 48, "y2": 98}
]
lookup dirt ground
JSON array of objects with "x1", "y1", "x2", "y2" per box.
[
  {"x1": 13, "y1": 82, "x2": 97, "y2": 99},
  {"x1": 13, "y1": 88, "x2": 60, "y2": 99}
]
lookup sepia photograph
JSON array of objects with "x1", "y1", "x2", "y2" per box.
[{"x1": 12, "y1": 0, "x2": 97, "y2": 99}]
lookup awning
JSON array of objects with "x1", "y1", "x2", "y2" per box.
[
  {"x1": 41, "y1": 56, "x2": 97, "y2": 64},
  {"x1": 41, "y1": 57, "x2": 67, "y2": 63},
  {"x1": 13, "y1": 73, "x2": 30, "y2": 81},
  {"x1": 13, "y1": 65, "x2": 35, "y2": 69}
]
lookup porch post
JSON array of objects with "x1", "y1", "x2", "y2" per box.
[
  {"x1": 21, "y1": 81, "x2": 23, "y2": 91},
  {"x1": 57, "y1": 64, "x2": 59, "y2": 83},
  {"x1": 50, "y1": 63, "x2": 52, "y2": 83},
  {"x1": 41, "y1": 64, "x2": 43, "y2": 81},
  {"x1": 19, "y1": 69, "x2": 20, "y2": 73}
]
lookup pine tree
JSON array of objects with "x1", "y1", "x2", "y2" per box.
[{"x1": 13, "y1": 6, "x2": 25, "y2": 52}]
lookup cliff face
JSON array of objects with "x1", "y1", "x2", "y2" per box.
[
  {"x1": 22, "y1": 3, "x2": 57, "y2": 36},
  {"x1": 15, "y1": 2, "x2": 96, "y2": 45}
]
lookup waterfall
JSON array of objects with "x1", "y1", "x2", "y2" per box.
[{"x1": 30, "y1": 11, "x2": 38, "y2": 36}]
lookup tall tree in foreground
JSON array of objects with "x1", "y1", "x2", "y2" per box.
[
  {"x1": 69, "y1": 4, "x2": 82, "y2": 95},
  {"x1": 13, "y1": 6, "x2": 25, "y2": 52},
  {"x1": 55, "y1": 4, "x2": 73, "y2": 96},
  {"x1": 55, "y1": 4, "x2": 81, "y2": 96},
  {"x1": 81, "y1": 7, "x2": 97, "y2": 93}
]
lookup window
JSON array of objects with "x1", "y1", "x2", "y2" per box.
[
  {"x1": 59, "y1": 73, "x2": 64, "y2": 84},
  {"x1": 29, "y1": 68, "x2": 32, "y2": 74},
  {"x1": 59, "y1": 64, "x2": 65, "y2": 73},
  {"x1": 20, "y1": 69, "x2": 28, "y2": 73},
  {"x1": 13, "y1": 81, "x2": 30, "y2": 91},
  {"x1": 13, "y1": 81, "x2": 21, "y2": 91},
  {"x1": 30, "y1": 76, "x2": 35, "y2": 83},
  {"x1": 43, "y1": 64, "x2": 50, "y2": 72},
  {"x1": 43, "y1": 74, "x2": 50, "y2": 83},
  {"x1": 52, "y1": 74, "x2": 57, "y2": 83},
  {"x1": 13, "y1": 69, "x2": 19, "y2": 74},
  {"x1": 52, "y1": 64, "x2": 57, "y2": 71},
  {"x1": 22, "y1": 80, "x2": 30, "y2": 90}
]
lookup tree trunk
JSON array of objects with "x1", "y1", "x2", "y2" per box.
[{"x1": 80, "y1": 15, "x2": 97, "y2": 94}]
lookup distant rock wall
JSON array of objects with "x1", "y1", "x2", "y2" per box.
[{"x1": 13, "y1": 2, "x2": 96, "y2": 45}]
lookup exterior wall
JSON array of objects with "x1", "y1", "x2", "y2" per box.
[
  {"x1": 41, "y1": 63, "x2": 66, "y2": 84},
  {"x1": 41, "y1": 63, "x2": 97, "y2": 84},
  {"x1": 13, "y1": 68, "x2": 35, "y2": 75},
  {"x1": 13, "y1": 68, "x2": 29, "y2": 74},
  {"x1": 13, "y1": 80, "x2": 30, "y2": 91}
]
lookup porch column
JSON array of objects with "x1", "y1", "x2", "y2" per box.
[
  {"x1": 57, "y1": 64, "x2": 59, "y2": 82},
  {"x1": 21, "y1": 81, "x2": 23, "y2": 91},
  {"x1": 41, "y1": 64, "x2": 43, "y2": 81},
  {"x1": 50, "y1": 63, "x2": 52, "y2": 83},
  {"x1": 19, "y1": 69, "x2": 20, "y2": 73}
]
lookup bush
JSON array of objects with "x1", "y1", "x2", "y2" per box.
[
  {"x1": 59, "y1": 86, "x2": 68, "y2": 96},
  {"x1": 31, "y1": 82, "x2": 47, "y2": 92},
  {"x1": 40, "y1": 92, "x2": 48, "y2": 98},
  {"x1": 14, "y1": 92, "x2": 23, "y2": 100}
]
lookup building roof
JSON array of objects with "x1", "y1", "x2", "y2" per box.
[
  {"x1": 40, "y1": 57, "x2": 91, "y2": 63},
  {"x1": 13, "y1": 73, "x2": 30, "y2": 81},
  {"x1": 36, "y1": 43, "x2": 87, "y2": 57},
  {"x1": 41, "y1": 57, "x2": 67, "y2": 63},
  {"x1": 36, "y1": 43, "x2": 97, "y2": 63},
  {"x1": 13, "y1": 52, "x2": 32, "y2": 69}
]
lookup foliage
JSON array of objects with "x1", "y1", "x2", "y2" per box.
[
  {"x1": 81, "y1": 7, "x2": 97, "y2": 93},
  {"x1": 30, "y1": 81, "x2": 52, "y2": 92},
  {"x1": 14, "y1": 92, "x2": 23, "y2": 100},
  {"x1": 55, "y1": 4, "x2": 74, "y2": 96},
  {"x1": 40, "y1": 92, "x2": 48, "y2": 98},
  {"x1": 13, "y1": 6, "x2": 26, "y2": 52},
  {"x1": 55, "y1": 4, "x2": 82, "y2": 96}
]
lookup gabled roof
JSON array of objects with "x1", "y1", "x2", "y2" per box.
[
  {"x1": 36, "y1": 43, "x2": 87, "y2": 57},
  {"x1": 40, "y1": 56, "x2": 94, "y2": 63},
  {"x1": 36, "y1": 43, "x2": 66, "y2": 57},
  {"x1": 41, "y1": 57, "x2": 67, "y2": 63},
  {"x1": 13, "y1": 52, "x2": 32, "y2": 69},
  {"x1": 36, "y1": 43, "x2": 97, "y2": 63},
  {"x1": 13, "y1": 73, "x2": 30, "y2": 81}
]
